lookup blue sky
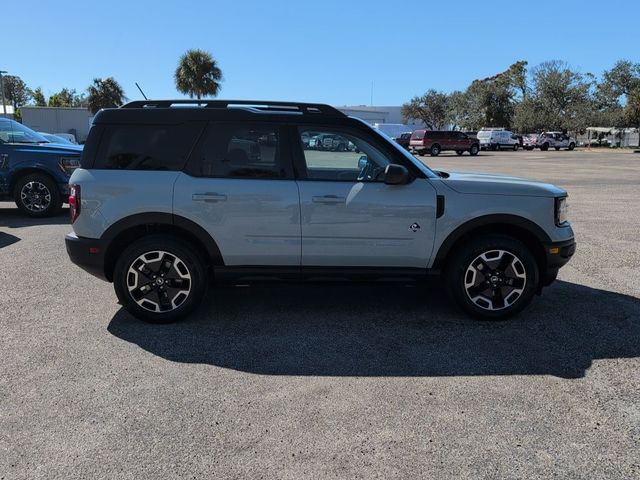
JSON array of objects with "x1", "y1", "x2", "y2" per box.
[{"x1": 6, "y1": 0, "x2": 640, "y2": 106}]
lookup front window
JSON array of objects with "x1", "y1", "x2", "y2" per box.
[
  {"x1": 0, "y1": 119, "x2": 48, "y2": 144},
  {"x1": 298, "y1": 127, "x2": 390, "y2": 182}
]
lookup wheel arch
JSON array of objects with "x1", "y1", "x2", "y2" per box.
[
  {"x1": 432, "y1": 214, "x2": 550, "y2": 275},
  {"x1": 101, "y1": 212, "x2": 224, "y2": 282},
  {"x1": 9, "y1": 166, "x2": 61, "y2": 194}
]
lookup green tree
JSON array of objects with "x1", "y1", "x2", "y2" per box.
[
  {"x1": 87, "y1": 78, "x2": 126, "y2": 114},
  {"x1": 48, "y1": 88, "x2": 87, "y2": 107},
  {"x1": 175, "y1": 49, "x2": 223, "y2": 99},
  {"x1": 401, "y1": 89, "x2": 450, "y2": 130},
  {"x1": 623, "y1": 88, "x2": 640, "y2": 128},
  {"x1": 2, "y1": 75, "x2": 32, "y2": 110},
  {"x1": 32, "y1": 87, "x2": 47, "y2": 106},
  {"x1": 602, "y1": 60, "x2": 640, "y2": 98}
]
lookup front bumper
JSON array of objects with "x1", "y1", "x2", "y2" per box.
[
  {"x1": 65, "y1": 232, "x2": 108, "y2": 281},
  {"x1": 541, "y1": 238, "x2": 576, "y2": 285}
]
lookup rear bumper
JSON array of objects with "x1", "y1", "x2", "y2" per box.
[{"x1": 65, "y1": 232, "x2": 108, "y2": 281}]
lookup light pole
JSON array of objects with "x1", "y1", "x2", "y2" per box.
[{"x1": 0, "y1": 70, "x2": 7, "y2": 117}]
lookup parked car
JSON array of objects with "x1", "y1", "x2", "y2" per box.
[
  {"x1": 52, "y1": 133, "x2": 78, "y2": 144},
  {"x1": 537, "y1": 132, "x2": 576, "y2": 151},
  {"x1": 0, "y1": 118, "x2": 83, "y2": 217},
  {"x1": 38, "y1": 132, "x2": 75, "y2": 145},
  {"x1": 393, "y1": 132, "x2": 412, "y2": 150},
  {"x1": 477, "y1": 129, "x2": 520, "y2": 151},
  {"x1": 409, "y1": 130, "x2": 480, "y2": 156},
  {"x1": 65, "y1": 99, "x2": 575, "y2": 323},
  {"x1": 522, "y1": 134, "x2": 538, "y2": 150}
]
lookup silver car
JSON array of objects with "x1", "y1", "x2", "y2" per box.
[{"x1": 65, "y1": 100, "x2": 575, "y2": 323}]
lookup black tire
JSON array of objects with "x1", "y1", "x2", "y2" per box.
[
  {"x1": 568, "y1": 142, "x2": 575, "y2": 151},
  {"x1": 513, "y1": 143, "x2": 519, "y2": 151},
  {"x1": 430, "y1": 144, "x2": 441, "y2": 156},
  {"x1": 13, "y1": 173, "x2": 62, "y2": 218},
  {"x1": 445, "y1": 234, "x2": 539, "y2": 320},
  {"x1": 541, "y1": 143, "x2": 549, "y2": 151},
  {"x1": 469, "y1": 144, "x2": 479, "y2": 156},
  {"x1": 456, "y1": 150, "x2": 463, "y2": 156},
  {"x1": 113, "y1": 235, "x2": 208, "y2": 323}
]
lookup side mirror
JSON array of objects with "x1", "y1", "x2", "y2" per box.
[
  {"x1": 358, "y1": 155, "x2": 369, "y2": 170},
  {"x1": 384, "y1": 164, "x2": 410, "y2": 185}
]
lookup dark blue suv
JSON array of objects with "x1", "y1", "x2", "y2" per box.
[{"x1": 0, "y1": 118, "x2": 83, "y2": 217}]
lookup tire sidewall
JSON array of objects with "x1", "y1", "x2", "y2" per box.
[
  {"x1": 113, "y1": 235, "x2": 208, "y2": 323},
  {"x1": 446, "y1": 235, "x2": 539, "y2": 320}
]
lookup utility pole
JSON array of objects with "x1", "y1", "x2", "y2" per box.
[{"x1": 0, "y1": 70, "x2": 7, "y2": 117}]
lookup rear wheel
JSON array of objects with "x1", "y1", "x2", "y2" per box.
[
  {"x1": 13, "y1": 173, "x2": 62, "y2": 218},
  {"x1": 513, "y1": 143, "x2": 519, "y2": 151},
  {"x1": 568, "y1": 142, "x2": 575, "y2": 151},
  {"x1": 113, "y1": 235, "x2": 208, "y2": 323},
  {"x1": 430, "y1": 144, "x2": 441, "y2": 156},
  {"x1": 469, "y1": 144, "x2": 479, "y2": 156},
  {"x1": 445, "y1": 235, "x2": 539, "y2": 319},
  {"x1": 541, "y1": 143, "x2": 549, "y2": 151}
]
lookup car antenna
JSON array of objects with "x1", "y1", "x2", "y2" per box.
[{"x1": 135, "y1": 82, "x2": 148, "y2": 100}]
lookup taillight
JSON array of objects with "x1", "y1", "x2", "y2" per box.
[{"x1": 69, "y1": 184, "x2": 80, "y2": 224}]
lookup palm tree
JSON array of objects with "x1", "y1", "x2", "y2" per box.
[
  {"x1": 87, "y1": 77, "x2": 125, "y2": 114},
  {"x1": 174, "y1": 49, "x2": 222, "y2": 100}
]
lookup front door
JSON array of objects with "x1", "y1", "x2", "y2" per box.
[
  {"x1": 293, "y1": 126, "x2": 437, "y2": 268},
  {"x1": 174, "y1": 122, "x2": 301, "y2": 266}
]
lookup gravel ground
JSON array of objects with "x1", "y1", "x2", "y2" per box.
[{"x1": 1, "y1": 149, "x2": 638, "y2": 479}]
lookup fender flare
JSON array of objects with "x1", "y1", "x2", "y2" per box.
[{"x1": 432, "y1": 214, "x2": 551, "y2": 269}]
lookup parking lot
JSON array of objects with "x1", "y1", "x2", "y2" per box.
[{"x1": 1, "y1": 149, "x2": 638, "y2": 479}]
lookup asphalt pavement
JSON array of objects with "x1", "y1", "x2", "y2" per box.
[{"x1": 1, "y1": 149, "x2": 638, "y2": 479}]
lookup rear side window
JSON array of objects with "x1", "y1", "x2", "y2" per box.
[
  {"x1": 191, "y1": 122, "x2": 286, "y2": 179},
  {"x1": 95, "y1": 123, "x2": 203, "y2": 170},
  {"x1": 411, "y1": 130, "x2": 426, "y2": 140}
]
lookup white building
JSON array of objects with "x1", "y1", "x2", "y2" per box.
[
  {"x1": 337, "y1": 105, "x2": 424, "y2": 129},
  {"x1": 21, "y1": 107, "x2": 93, "y2": 142}
]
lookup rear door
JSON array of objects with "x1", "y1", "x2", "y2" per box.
[
  {"x1": 173, "y1": 121, "x2": 301, "y2": 266},
  {"x1": 293, "y1": 125, "x2": 437, "y2": 268}
]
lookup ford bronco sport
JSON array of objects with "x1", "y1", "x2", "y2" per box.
[{"x1": 65, "y1": 100, "x2": 575, "y2": 323}]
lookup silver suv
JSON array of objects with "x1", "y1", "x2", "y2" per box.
[{"x1": 65, "y1": 100, "x2": 575, "y2": 323}]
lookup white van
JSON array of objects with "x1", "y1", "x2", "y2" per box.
[{"x1": 477, "y1": 128, "x2": 519, "y2": 151}]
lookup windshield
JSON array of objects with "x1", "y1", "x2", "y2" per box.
[{"x1": 0, "y1": 119, "x2": 49, "y2": 144}]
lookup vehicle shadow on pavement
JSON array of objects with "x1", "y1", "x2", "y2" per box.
[
  {"x1": 0, "y1": 231, "x2": 20, "y2": 248},
  {"x1": 107, "y1": 280, "x2": 640, "y2": 379},
  {"x1": 0, "y1": 207, "x2": 70, "y2": 228}
]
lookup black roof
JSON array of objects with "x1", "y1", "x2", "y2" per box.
[{"x1": 94, "y1": 99, "x2": 348, "y2": 125}]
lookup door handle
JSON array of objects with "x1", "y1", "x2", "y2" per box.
[
  {"x1": 312, "y1": 195, "x2": 346, "y2": 204},
  {"x1": 192, "y1": 193, "x2": 227, "y2": 202}
]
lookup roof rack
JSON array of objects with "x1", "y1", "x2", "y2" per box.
[{"x1": 120, "y1": 99, "x2": 346, "y2": 117}]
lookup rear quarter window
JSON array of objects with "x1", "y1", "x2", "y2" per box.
[{"x1": 93, "y1": 123, "x2": 204, "y2": 170}]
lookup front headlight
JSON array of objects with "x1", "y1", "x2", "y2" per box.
[
  {"x1": 555, "y1": 196, "x2": 569, "y2": 225},
  {"x1": 59, "y1": 156, "x2": 81, "y2": 175}
]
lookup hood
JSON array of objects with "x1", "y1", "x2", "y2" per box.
[
  {"x1": 13, "y1": 143, "x2": 83, "y2": 155},
  {"x1": 441, "y1": 171, "x2": 566, "y2": 197}
]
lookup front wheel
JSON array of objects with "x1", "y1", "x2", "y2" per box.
[
  {"x1": 568, "y1": 142, "x2": 575, "y2": 151},
  {"x1": 13, "y1": 173, "x2": 62, "y2": 217},
  {"x1": 513, "y1": 143, "x2": 519, "y2": 151},
  {"x1": 430, "y1": 144, "x2": 441, "y2": 156},
  {"x1": 445, "y1": 235, "x2": 539, "y2": 319},
  {"x1": 113, "y1": 235, "x2": 208, "y2": 323}
]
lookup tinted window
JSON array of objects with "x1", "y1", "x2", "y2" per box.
[
  {"x1": 411, "y1": 130, "x2": 426, "y2": 140},
  {"x1": 195, "y1": 123, "x2": 285, "y2": 179},
  {"x1": 95, "y1": 123, "x2": 203, "y2": 170},
  {"x1": 298, "y1": 127, "x2": 391, "y2": 182}
]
